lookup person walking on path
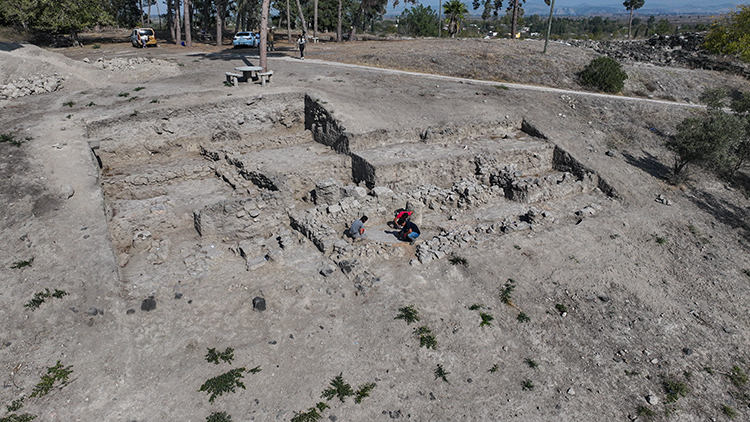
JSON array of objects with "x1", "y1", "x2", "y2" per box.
[
  {"x1": 348, "y1": 215, "x2": 368, "y2": 240},
  {"x1": 297, "y1": 33, "x2": 306, "y2": 59}
]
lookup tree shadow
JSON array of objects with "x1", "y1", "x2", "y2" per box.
[
  {"x1": 687, "y1": 189, "x2": 750, "y2": 242},
  {"x1": 187, "y1": 49, "x2": 290, "y2": 63},
  {"x1": 0, "y1": 42, "x2": 24, "y2": 52},
  {"x1": 622, "y1": 150, "x2": 672, "y2": 181}
]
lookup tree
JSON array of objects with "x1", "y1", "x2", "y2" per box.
[
  {"x1": 668, "y1": 88, "x2": 746, "y2": 181},
  {"x1": 443, "y1": 0, "x2": 468, "y2": 38},
  {"x1": 0, "y1": 0, "x2": 113, "y2": 38},
  {"x1": 400, "y1": 5, "x2": 438, "y2": 37},
  {"x1": 184, "y1": 0, "x2": 192, "y2": 46},
  {"x1": 704, "y1": 5, "x2": 750, "y2": 62},
  {"x1": 579, "y1": 56, "x2": 628, "y2": 93},
  {"x1": 623, "y1": 0, "x2": 644, "y2": 39},
  {"x1": 470, "y1": 0, "x2": 524, "y2": 38},
  {"x1": 655, "y1": 18, "x2": 671, "y2": 35}
]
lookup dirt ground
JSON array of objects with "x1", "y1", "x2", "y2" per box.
[{"x1": 2, "y1": 31, "x2": 750, "y2": 422}]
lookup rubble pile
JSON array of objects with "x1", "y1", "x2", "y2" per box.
[{"x1": 0, "y1": 74, "x2": 65, "y2": 100}]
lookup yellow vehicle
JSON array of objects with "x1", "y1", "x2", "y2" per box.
[{"x1": 130, "y1": 28, "x2": 157, "y2": 47}]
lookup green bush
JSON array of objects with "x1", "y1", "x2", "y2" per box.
[{"x1": 579, "y1": 57, "x2": 628, "y2": 93}]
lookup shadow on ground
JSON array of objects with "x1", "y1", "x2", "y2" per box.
[{"x1": 622, "y1": 150, "x2": 672, "y2": 181}]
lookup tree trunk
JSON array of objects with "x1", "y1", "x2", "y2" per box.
[
  {"x1": 628, "y1": 7, "x2": 634, "y2": 39},
  {"x1": 139, "y1": 0, "x2": 144, "y2": 26},
  {"x1": 216, "y1": 0, "x2": 223, "y2": 46},
  {"x1": 174, "y1": 0, "x2": 181, "y2": 45},
  {"x1": 147, "y1": 0, "x2": 152, "y2": 25},
  {"x1": 286, "y1": 0, "x2": 292, "y2": 42},
  {"x1": 203, "y1": 0, "x2": 210, "y2": 33},
  {"x1": 156, "y1": 0, "x2": 162, "y2": 30},
  {"x1": 167, "y1": 0, "x2": 174, "y2": 40},
  {"x1": 511, "y1": 0, "x2": 519, "y2": 39},
  {"x1": 260, "y1": 0, "x2": 270, "y2": 71},
  {"x1": 184, "y1": 0, "x2": 192, "y2": 46},
  {"x1": 337, "y1": 0, "x2": 342, "y2": 42},
  {"x1": 295, "y1": 0, "x2": 309, "y2": 38},
  {"x1": 314, "y1": 0, "x2": 318, "y2": 38}
]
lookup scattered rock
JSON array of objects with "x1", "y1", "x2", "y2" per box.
[
  {"x1": 252, "y1": 296, "x2": 266, "y2": 311},
  {"x1": 646, "y1": 394, "x2": 659, "y2": 405},
  {"x1": 567, "y1": 388, "x2": 575, "y2": 395},
  {"x1": 59, "y1": 184, "x2": 75, "y2": 199},
  {"x1": 85, "y1": 307, "x2": 99, "y2": 316},
  {"x1": 141, "y1": 296, "x2": 156, "y2": 312},
  {"x1": 126, "y1": 308, "x2": 136, "y2": 315}
]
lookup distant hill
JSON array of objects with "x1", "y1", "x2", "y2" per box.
[{"x1": 523, "y1": 1, "x2": 737, "y2": 16}]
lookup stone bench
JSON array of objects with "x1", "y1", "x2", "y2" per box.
[
  {"x1": 258, "y1": 70, "x2": 273, "y2": 86},
  {"x1": 225, "y1": 72, "x2": 243, "y2": 87}
]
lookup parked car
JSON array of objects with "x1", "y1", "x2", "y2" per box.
[
  {"x1": 131, "y1": 28, "x2": 157, "y2": 47},
  {"x1": 233, "y1": 32, "x2": 259, "y2": 48}
]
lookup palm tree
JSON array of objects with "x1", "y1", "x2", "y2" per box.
[{"x1": 443, "y1": 0, "x2": 468, "y2": 38}]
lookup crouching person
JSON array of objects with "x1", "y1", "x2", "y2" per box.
[
  {"x1": 398, "y1": 219, "x2": 420, "y2": 244},
  {"x1": 348, "y1": 215, "x2": 368, "y2": 241}
]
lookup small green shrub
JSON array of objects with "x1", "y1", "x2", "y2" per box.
[
  {"x1": 206, "y1": 411, "x2": 232, "y2": 422},
  {"x1": 488, "y1": 364, "x2": 499, "y2": 373},
  {"x1": 495, "y1": 84, "x2": 509, "y2": 90},
  {"x1": 24, "y1": 288, "x2": 68, "y2": 311},
  {"x1": 354, "y1": 382, "x2": 377, "y2": 404},
  {"x1": 11, "y1": 258, "x2": 33, "y2": 269},
  {"x1": 205, "y1": 347, "x2": 234, "y2": 365},
  {"x1": 0, "y1": 133, "x2": 24, "y2": 147},
  {"x1": 66, "y1": 114, "x2": 72, "y2": 119},
  {"x1": 63, "y1": 101, "x2": 75, "y2": 107},
  {"x1": 321, "y1": 373, "x2": 354, "y2": 402},
  {"x1": 610, "y1": 234, "x2": 620, "y2": 239},
  {"x1": 449, "y1": 256, "x2": 468, "y2": 266},
  {"x1": 415, "y1": 326, "x2": 437, "y2": 349},
  {"x1": 653, "y1": 235, "x2": 667, "y2": 245},
  {"x1": 86, "y1": 102, "x2": 96, "y2": 107},
  {"x1": 479, "y1": 312, "x2": 494, "y2": 327},
  {"x1": 517, "y1": 312, "x2": 530, "y2": 323},
  {"x1": 130, "y1": 110, "x2": 138, "y2": 117},
  {"x1": 5, "y1": 398, "x2": 24, "y2": 413},
  {"x1": 30, "y1": 361, "x2": 73, "y2": 398},
  {"x1": 727, "y1": 366, "x2": 748, "y2": 388},
  {"x1": 395, "y1": 305, "x2": 419, "y2": 324},
  {"x1": 555, "y1": 304, "x2": 567, "y2": 315},
  {"x1": 625, "y1": 370, "x2": 641, "y2": 376},
  {"x1": 513, "y1": 244, "x2": 521, "y2": 250},
  {"x1": 150, "y1": 99, "x2": 159, "y2": 103},
  {"x1": 579, "y1": 56, "x2": 628, "y2": 94},
  {"x1": 500, "y1": 279, "x2": 516, "y2": 305},
  {"x1": 722, "y1": 404, "x2": 737, "y2": 419},
  {"x1": 117, "y1": 92, "x2": 129, "y2": 97},
  {"x1": 521, "y1": 379, "x2": 534, "y2": 390},
  {"x1": 434, "y1": 364, "x2": 450, "y2": 383},
  {"x1": 199, "y1": 368, "x2": 247, "y2": 403},
  {"x1": 704, "y1": 366, "x2": 715, "y2": 375},
  {"x1": 133, "y1": 86, "x2": 146, "y2": 91},
  {"x1": 128, "y1": 96, "x2": 139, "y2": 102},
  {"x1": 524, "y1": 358, "x2": 538, "y2": 369},
  {"x1": 468, "y1": 303, "x2": 483, "y2": 310},
  {"x1": 92, "y1": 44, "x2": 100, "y2": 49},
  {"x1": 0, "y1": 414, "x2": 37, "y2": 422},
  {"x1": 636, "y1": 405, "x2": 654, "y2": 416}
]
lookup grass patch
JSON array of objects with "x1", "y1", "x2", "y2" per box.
[
  {"x1": 0, "y1": 414, "x2": 37, "y2": 421},
  {"x1": 495, "y1": 84, "x2": 509, "y2": 90},
  {"x1": 86, "y1": 101, "x2": 96, "y2": 107},
  {"x1": 150, "y1": 99, "x2": 159, "y2": 103},
  {"x1": 354, "y1": 382, "x2": 376, "y2": 404},
  {"x1": 321, "y1": 373, "x2": 353, "y2": 402},
  {"x1": 517, "y1": 312, "x2": 530, "y2": 323},
  {"x1": 513, "y1": 244, "x2": 521, "y2": 250},
  {"x1": 117, "y1": 92, "x2": 130, "y2": 97},
  {"x1": 30, "y1": 361, "x2": 73, "y2": 398},
  {"x1": 395, "y1": 305, "x2": 419, "y2": 324},
  {"x1": 652, "y1": 234, "x2": 667, "y2": 245},
  {"x1": 468, "y1": 303, "x2": 483, "y2": 310},
  {"x1": 610, "y1": 234, "x2": 620, "y2": 239},
  {"x1": 0, "y1": 133, "x2": 24, "y2": 147},
  {"x1": 205, "y1": 347, "x2": 234, "y2": 365},
  {"x1": 449, "y1": 256, "x2": 468, "y2": 266},
  {"x1": 662, "y1": 378, "x2": 689, "y2": 403},
  {"x1": 133, "y1": 86, "x2": 146, "y2": 91},
  {"x1": 63, "y1": 101, "x2": 75, "y2": 107},
  {"x1": 415, "y1": 326, "x2": 437, "y2": 349},
  {"x1": 704, "y1": 366, "x2": 715, "y2": 375},
  {"x1": 625, "y1": 370, "x2": 641, "y2": 376},
  {"x1": 91, "y1": 44, "x2": 100, "y2": 49},
  {"x1": 199, "y1": 368, "x2": 248, "y2": 403},
  {"x1": 521, "y1": 379, "x2": 534, "y2": 390},
  {"x1": 24, "y1": 288, "x2": 68, "y2": 311},
  {"x1": 11, "y1": 258, "x2": 34, "y2": 269},
  {"x1": 722, "y1": 404, "x2": 737, "y2": 419},
  {"x1": 130, "y1": 110, "x2": 138, "y2": 117},
  {"x1": 290, "y1": 405, "x2": 326, "y2": 422},
  {"x1": 66, "y1": 114, "x2": 72, "y2": 119},
  {"x1": 5, "y1": 398, "x2": 25, "y2": 413},
  {"x1": 555, "y1": 303, "x2": 567, "y2": 315},
  {"x1": 488, "y1": 364, "x2": 499, "y2": 373},
  {"x1": 479, "y1": 312, "x2": 494, "y2": 327},
  {"x1": 636, "y1": 405, "x2": 654, "y2": 416},
  {"x1": 727, "y1": 366, "x2": 748, "y2": 388},
  {"x1": 500, "y1": 278, "x2": 516, "y2": 305},
  {"x1": 524, "y1": 358, "x2": 538, "y2": 369},
  {"x1": 128, "y1": 96, "x2": 139, "y2": 102},
  {"x1": 434, "y1": 364, "x2": 450, "y2": 383}
]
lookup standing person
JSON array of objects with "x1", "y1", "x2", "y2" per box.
[
  {"x1": 349, "y1": 215, "x2": 368, "y2": 240},
  {"x1": 398, "y1": 219, "x2": 420, "y2": 244},
  {"x1": 268, "y1": 27, "x2": 275, "y2": 51},
  {"x1": 297, "y1": 32, "x2": 306, "y2": 60}
]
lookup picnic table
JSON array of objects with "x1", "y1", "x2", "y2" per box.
[{"x1": 235, "y1": 66, "x2": 263, "y2": 81}]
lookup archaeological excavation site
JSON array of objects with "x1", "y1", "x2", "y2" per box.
[{"x1": 87, "y1": 92, "x2": 615, "y2": 299}]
